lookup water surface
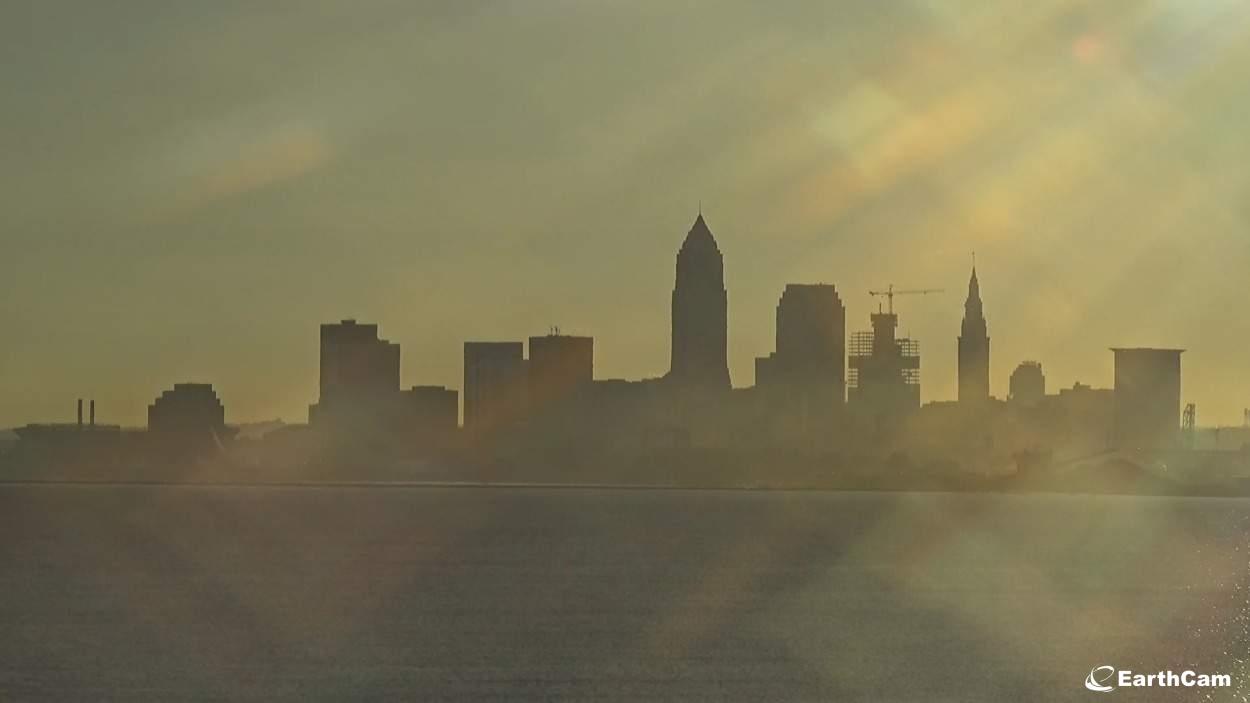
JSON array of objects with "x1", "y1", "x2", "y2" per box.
[{"x1": 2, "y1": 485, "x2": 1246, "y2": 701}]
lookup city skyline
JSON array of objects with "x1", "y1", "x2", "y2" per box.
[
  {"x1": 5, "y1": 2, "x2": 1250, "y2": 426},
  {"x1": 2, "y1": 208, "x2": 1232, "y2": 432},
  {"x1": 4, "y1": 7, "x2": 1250, "y2": 703}
]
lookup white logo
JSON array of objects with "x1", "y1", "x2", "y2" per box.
[
  {"x1": 1086, "y1": 666, "x2": 1117, "y2": 692},
  {"x1": 1084, "y1": 665, "x2": 1232, "y2": 692}
]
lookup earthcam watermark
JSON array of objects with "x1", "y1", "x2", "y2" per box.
[{"x1": 1085, "y1": 665, "x2": 1231, "y2": 692}]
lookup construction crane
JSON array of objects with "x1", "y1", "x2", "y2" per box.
[{"x1": 868, "y1": 285, "x2": 944, "y2": 314}]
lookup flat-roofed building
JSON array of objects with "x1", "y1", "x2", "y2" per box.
[
  {"x1": 1112, "y1": 348, "x2": 1184, "y2": 450},
  {"x1": 309, "y1": 319, "x2": 401, "y2": 430},
  {"x1": 400, "y1": 385, "x2": 459, "y2": 434},
  {"x1": 528, "y1": 333, "x2": 593, "y2": 411},
  {"x1": 464, "y1": 341, "x2": 527, "y2": 433}
]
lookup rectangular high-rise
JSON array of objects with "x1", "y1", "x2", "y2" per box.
[
  {"x1": 400, "y1": 385, "x2": 459, "y2": 434},
  {"x1": 464, "y1": 342, "x2": 527, "y2": 432},
  {"x1": 528, "y1": 334, "x2": 593, "y2": 410},
  {"x1": 1111, "y1": 348, "x2": 1183, "y2": 450},
  {"x1": 773, "y1": 284, "x2": 846, "y2": 411},
  {"x1": 310, "y1": 319, "x2": 401, "y2": 428}
]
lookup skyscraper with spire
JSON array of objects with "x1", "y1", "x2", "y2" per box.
[
  {"x1": 668, "y1": 212, "x2": 731, "y2": 392},
  {"x1": 958, "y1": 264, "x2": 990, "y2": 402}
]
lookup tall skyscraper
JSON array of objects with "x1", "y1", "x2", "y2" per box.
[
  {"x1": 668, "y1": 212, "x2": 730, "y2": 392},
  {"x1": 309, "y1": 319, "x2": 401, "y2": 428},
  {"x1": 757, "y1": 284, "x2": 846, "y2": 417},
  {"x1": 528, "y1": 333, "x2": 593, "y2": 409},
  {"x1": 958, "y1": 266, "x2": 990, "y2": 402},
  {"x1": 1112, "y1": 348, "x2": 1184, "y2": 450},
  {"x1": 463, "y1": 341, "x2": 527, "y2": 432}
]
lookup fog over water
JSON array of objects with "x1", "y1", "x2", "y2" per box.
[{"x1": 2, "y1": 485, "x2": 1246, "y2": 701}]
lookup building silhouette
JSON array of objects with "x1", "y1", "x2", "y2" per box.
[
  {"x1": 399, "y1": 386, "x2": 459, "y2": 434},
  {"x1": 668, "y1": 213, "x2": 730, "y2": 392},
  {"x1": 464, "y1": 341, "x2": 527, "y2": 433},
  {"x1": 528, "y1": 333, "x2": 593, "y2": 411},
  {"x1": 15, "y1": 398, "x2": 122, "y2": 454},
  {"x1": 958, "y1": 266, "x2": 990, "y2": 402},
  {"x1": 1009, "y1": 361, "x2": 1046, "y2": 407},
  {"x1": 577, "y1": 377, "x2": 682, "y2": 449},
  {"x1": 756, "y1": 284, "x2": 846, "y2": 426},
  {"x1": 1112, "y1": 348, "x2": 1184, "y2": 450},
  {"x1": 848, "y1": 308, "x2": 920, "y2": 427},
  {"x1": 16, "y1": 192, "x2": 1250, "y2": 490},
  {"x1": 148, "y1": 383, "x2": 229, "y2": 453},
  {"x1": 1042, "y1": 381, "x2": 1115, "y2": 455},
  {"x1": 309, "y1": 319, "x2": 401, "y2": 429}
]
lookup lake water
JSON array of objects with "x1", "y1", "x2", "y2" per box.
[{"x1": 2, "y1": 484, "x2": 1247, "y2": 701}]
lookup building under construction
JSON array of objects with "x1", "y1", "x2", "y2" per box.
[{"x1": 848, "y1": 309, "x2": 921, "y2": 427}]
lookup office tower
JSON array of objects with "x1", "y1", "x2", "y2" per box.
[
  {"x1": 310, "y1": 319, "x2": 401, "y2": 427},
  {"x1": 778, "y1": 284, "x2": 846, "y2": 408},
  {"x1": 958, "y1": 266, "x2": 990, "y2": 402},
  {"x1": 1111, "y1": 348, "x2": 1184, "y2": 450},
  {"x1": 399, "y1": 386, "x2": 459, "y2": 434},
  {"x1": 528, "y1": 333, "x2": 593, "y2": 409},
  {"x1": 668, "y1": 212, "x2": 730, "y2": 392},
  {"x1": 757, "y1": 284, "x2": 846, "y2": 417},
  {"x1": 1009, "y1": 361, "x2": 1046, "y2": 406},
  {"x1": 464, "y1": 341, "x2": 527, "y2": 432}
]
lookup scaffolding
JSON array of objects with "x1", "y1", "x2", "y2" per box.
[
  {"x1": 846, "y1": 331, "x2": 873, "y2": 391},
  {"x1": 898, "y1": 338, "x2": 920, "y2": 387},
  {"x1": 847, "y1": 333, "x2": 920, "y2": 391}
]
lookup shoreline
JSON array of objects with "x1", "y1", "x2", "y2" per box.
[{"x1": 1, "y1": 477, "x2": 1245, "y2": 499}]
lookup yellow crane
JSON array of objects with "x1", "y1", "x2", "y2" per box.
[{"x1": 868, "y1": 285, "x2": 944, "y2": 314}]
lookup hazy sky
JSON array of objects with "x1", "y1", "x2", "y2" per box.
[{"x1": 4, "y1": 1, "x2": 1250, "y2": 427}]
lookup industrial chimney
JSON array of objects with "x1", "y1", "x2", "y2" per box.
[
  {"x1": 90, "y1": 400, "x2": 96, "y2": 427},
  {"x1": 77, "y1": 398, "x2": 83, "y2": 428}
]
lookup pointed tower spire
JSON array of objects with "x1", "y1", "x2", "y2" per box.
[
  {"x1": 670, "y1": 209, "x2": 730, "y2": 392},
  {"x1": 966, "y1": 262, "x2": 982, "y2": 316},
  {"x1": 682, "y1": 210, "x2": 717, "y2": 251},
  {"x1": 958, "y1": 260, "x2": 990, "y2": 402}
]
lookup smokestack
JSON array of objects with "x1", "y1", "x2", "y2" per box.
[
  {"x1": 77, "y1": 398, "x2": 83, "y2": 428},
  {"x1": 90, "y1": 400, "x2": 96, "y2": 427}
]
